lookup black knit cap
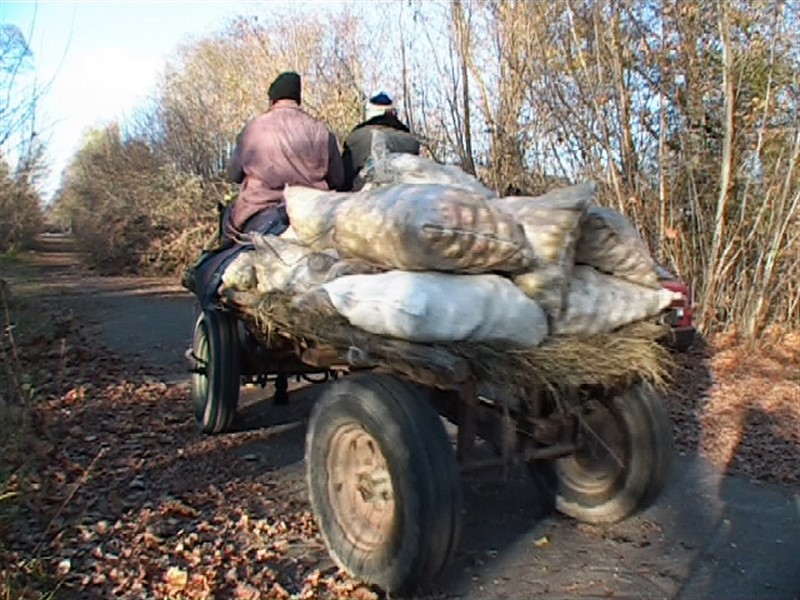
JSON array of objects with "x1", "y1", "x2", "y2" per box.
[{"x1": 269, "y1": 71, "x2": 301, "y2": 104}]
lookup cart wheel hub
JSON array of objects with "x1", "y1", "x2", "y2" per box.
[
  {"x1": 327, "y1": 424, "x2": 396, "y2": 553},
  {"x1": 559, "y1": 400, "x2": 627, "y2": 495}
]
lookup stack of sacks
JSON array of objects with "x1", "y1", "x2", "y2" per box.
[
  {"x1": 222, "y1": 181, "x2": 549, "y2": 347},
  {"x1": 495, "y1": 185, "x2": 592, "y2": 317},
  {"x1": 221, "y1": 234, "x2": 382, "y2": 297},
  {"x1": 358, "y1": 152, "x2": 496, "y2": 198},
  {"x1": 221, "y1": 153, "x2": 681, "y2": 348},
  {"x1": 284, "y1": 183, "x2": 533, "y2": 273}
]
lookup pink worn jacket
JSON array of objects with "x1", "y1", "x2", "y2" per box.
[{"x1": 225, "y1": 101, "x2": 344, "y2": 234}]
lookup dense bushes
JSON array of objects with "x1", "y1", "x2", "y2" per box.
[
  {"x1": 0, "y1": 155, "x2": 42, "y2": 252},
  {"x1": 56, "y1": 125, "x2": 222, "y2": 275}
]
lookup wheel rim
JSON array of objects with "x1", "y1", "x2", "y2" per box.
[
  {"x1": 327, "y1": 423, "x2": 396, "y2": 554},
  {"x1": 192, "y1": 319, "x2": 210, "y2": 412},
  {"x1": 557, "y1": 399, "x2": 628, "y2": 497}
]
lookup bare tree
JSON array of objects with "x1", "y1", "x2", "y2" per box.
[
  {"x1": 0, "y1": 23, "x2": 35, "y2": 148},
  {"x1": 0, "y1": 22, "x2": 46, "y2": 248}
]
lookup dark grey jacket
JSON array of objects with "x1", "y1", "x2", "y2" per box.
[{"x1": 342, "y1": 113, "x2": 420, "y2": 191}]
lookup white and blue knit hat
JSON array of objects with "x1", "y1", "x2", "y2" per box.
[{"x1": 365, "y1": 92, "x2": 395, "y2": 120}]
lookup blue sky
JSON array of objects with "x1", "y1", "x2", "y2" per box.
[{"x1": 1, "y1": 1, "x2": 270, "y2": 200}]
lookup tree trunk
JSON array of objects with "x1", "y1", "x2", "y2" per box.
[
  {"x1": 702, "y1": 0, "x2": 736, "y2": 327},
  {"x1": 452, "y1": 0, "x2": 476, "y2": 175}
]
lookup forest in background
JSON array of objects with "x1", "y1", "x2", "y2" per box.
[{"x1": 2, "y1": 0, "x2": 798, "y2": 341}]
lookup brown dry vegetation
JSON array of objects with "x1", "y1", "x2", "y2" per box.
[
  {"x1": 700, "y1": 330, "x2": 799, "y2": 484},
  {"x1": 0, "y1": 156, "x2": 43, "y2": 253},
  {"x1": 666, "y1": 330, "x2": 800, "y2": 487},
  {"x1": 2, "y1": 0, "x2": 798, "y2": 596},
  {"x1": 0, "y1": 254, "x2": 354, "y2": 598}
]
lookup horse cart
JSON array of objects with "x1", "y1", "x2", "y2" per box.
[{"x1": 185, "y1": 263, "x2": 694, "y2": 596}]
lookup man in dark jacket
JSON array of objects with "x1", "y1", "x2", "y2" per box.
[
  {"x1": 223, "y1": 71, "x2": 344, "y2": 241},
  {"x1": 341, "y1": 92, "x2": 420, "y2": 191}
]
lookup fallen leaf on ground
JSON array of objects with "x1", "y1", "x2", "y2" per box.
[
  {"x1": 235, "y1": 581, "x2": 260, "y2": 599},
  {"x1": 165, "y1": 566, "x2": 189, "y2": 593}
]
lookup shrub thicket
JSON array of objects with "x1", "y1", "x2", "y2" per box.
[{"x1": 0, "y1": 155, "x2": 43, "y2": 253}]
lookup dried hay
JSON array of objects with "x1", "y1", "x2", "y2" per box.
[
  {"x1": 455, "y1": 321, "x2": 673, "y2": 394},
  {"x1": 226, "y1": 291, "x2": 673, "y2": 395}
]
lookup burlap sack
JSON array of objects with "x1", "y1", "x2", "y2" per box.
[
  {"x1": 494, "y1": 183, "x2": 595, "y2": 316},
  {"x1": 220, "y1": 250, "x2": 257, "y2": 291},
  {"x1": 322, "y1": 270, "x2": 548, "y2": 347},
  {"x1": 221, "y1": 234, "x2": 340, "y2": 296},
  {"x1": 350, "y1": 129, "x2": 423, "y2": 191},
  {"x1": 324, "y1": 259, "x2": 384, "y2": 281},
  {"x1": 575, "y1": 206, "x2": 660, "y2": 288},
  {"x1": 553, "y1": 265, "x2": 681, "y2": 335},
  {"x1": 280, "y1": 225, "x2": 300, "y2": 241},
  {"x1": 284, "y1": 183, "x2": 533, "y2": 274},
  {"x1": 513, "y1": 270, "x2": 568, "y2": 319},
  {"x1": 360, "y1": 153, "x2": 495, "y2": 198}
]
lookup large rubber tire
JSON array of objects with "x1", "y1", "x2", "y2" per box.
[
  {"x1": 306, "y1": 374, "x2": 462, "y2": 596},
  {"x1": 191, "y1": 309, "x2": 241, "y2": 434},
  {"x1": 530, "y1": 382, "x2": 673, "y2": 524}
]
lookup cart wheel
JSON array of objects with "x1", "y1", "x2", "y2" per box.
[
  {"x1": 530, "y1": 382, "x2": 673, "y2": 524},
  {"x1": 191, "y1": 309, "x2": 241, "y2": 434},
  {"x1": 306, "y1": 374, "x2": 462, "y2": 595}
]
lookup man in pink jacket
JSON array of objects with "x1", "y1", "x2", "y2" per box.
[
  {"x1": 185, "y1": 72, "x2": 344, "y2": 406},
  {"x1": 223, "y1": 71, "x2": 344, "y2": 241}
]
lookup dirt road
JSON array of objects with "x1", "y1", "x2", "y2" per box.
[{"x1": 4, "y1": 236, "x2": 798, "y2": 599}]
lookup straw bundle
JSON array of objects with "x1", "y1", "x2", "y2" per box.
[{"x1": 224, "y1": 289, "x2": 673, "y2": 397}]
